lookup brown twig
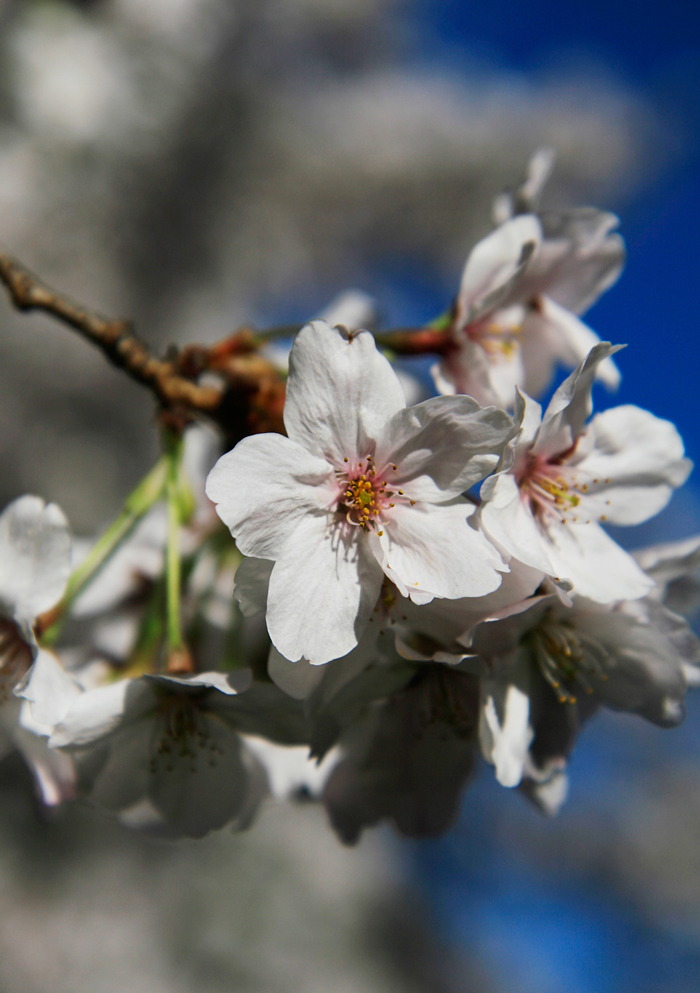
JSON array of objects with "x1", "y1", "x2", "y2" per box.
[
  {"x1": 0, "y1": 252, "x2": 222, "y2": 415},
  {"x1": 0, "y1": 251, "x2": 455, "y2": 441}
]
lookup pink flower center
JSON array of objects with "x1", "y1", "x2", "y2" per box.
[
  {"x1": 518, "y1": 454, "x2": 584, "y2": 526},
  {"x1": 336, "y1": 455, "x2": 413, "y2": 535},
  {"x1": 464, "y1": 314, "x2": 522, "y2": 360}
]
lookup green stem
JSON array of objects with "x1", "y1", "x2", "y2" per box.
[
  {"x1": 39, "y1": 456, "x2": 168, "y2": 645},
  {"x1": 165, "y1": 433, "x2": 185, "y2": 654}
]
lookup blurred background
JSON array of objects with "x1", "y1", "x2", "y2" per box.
[{"x1": 0, "y1": 0, "x2": 699, "y2": 990}]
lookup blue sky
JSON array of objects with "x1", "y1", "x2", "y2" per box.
[{"x1": 402, "y1": 5, "x2": 700, "y2": 989}]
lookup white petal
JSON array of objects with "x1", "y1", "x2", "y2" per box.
[
  {"x1": 634, "y1": 534, "x2": 700, "y2": 584},
  {"x1": 545, "y1": 521, "x2": 654, "y2": 603},
  {"x1": 266, "y1": 515, "x2": 384, "y2": 664},
  {"x1": 85, "y1": 716, "x2": 152, "y2": 812},
  {"x1": 148, "y1": 715, "x2": 263, "y2": 838},
  {"x1": 574, "y1": 406, "x2": 691, "y2": 525},
  {"x1": 147, "y1": 670, "x2": 252, "y2": 696},
  {"x1": 518, "y1": 149, "x2": 557, "y2": 211},
  {"x1": 509, "y1": 387, "x2": 543, "y2": 458},
  {"x1": 49, "y1": 678, "x2": 147, "y2": 748},
  {"x1": 479, "y1": 679, "x2": 533, "y2": 787},
  {"x1": 11, "y1": 721, "x2": 75, "y2": 805},
  {"x1": 485, "y1": 342, "x2": 525, "y2": 409},
  {"x1": 243, "y1": 736, "x2": 340, "y2": 799},
  {"x1": 206, "y1": 433, "x2": 336, "y2": 558},
  {"x1": 375, "y1": 395, "x2": 515, "y2": 500},
  {"x1": 283, "y1": 320, "x2": 406, "y2": 462},
  {"x1": 534, "y1": 342, "x2": 624, "y2": 460},
  {"x1": 480, "y1": 474, "x2": 556, "y2": 575},
  {"x1": 374, "y1": 500, "x2": 506, "y2": 602},
  {"x1": 457, "y1": 215, "x2": 542, "y2": 324},
  {"x1": 0, "y1": 496, "x2": 71, "y2": 622},
  {"x1": 400, "y1": 557, "x2": 544, "y2": 651},
  {"x1": 268, "y1": 646, "x2": 325, "y2": 699},
  {"x1": 17, "y1": 649, "x2": 82, "y2": 729},
  {"x1": 539, "y1": 208, "x2": 626, "y2": 314},
  {"x1": 521, "y1": 759, "x2": 569, "y2": 816},
  {"x1": 233, "y1": 556, "x2": 274, "y2": 616},
  {"x1": 431, "y1": 340, "x2": 499, "y2": 407},
  {"x1": 537, "y1": 295, "x2": 620, "y2": 388}
]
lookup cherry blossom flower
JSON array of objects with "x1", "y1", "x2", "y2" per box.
[
  {"x1": 479, "y1": 343, "x2": 692, "y2": 603},
  {"x1": 206, "y1": 319, "x2": 515, "y2": 665},
  {"x1": 0, "y1": 495, "x2": 75, "y2": 805},
  {"x1": 323, "y1": 665, "x2": 480, "y2": 842},
  {"x1": 19, "y1": 653, "x2": 309, "y2": 838},
  {"x1": 434, "y1": 153, "x2": 624, "y2": 408},
  {"x1": 468, "y1": 581, "x2": 700, "y2": 806}
]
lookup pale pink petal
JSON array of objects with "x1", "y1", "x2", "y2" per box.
[
  {"x1": 573, "y1": 406, "x2": 691, "y2": 525},
  {"x1": 284, "y1": 320, "x2": 406, "y2": 463},
  {"x1": 544, "y1": 520, "x2": 654, "y2": 603},
  {"x1": 533, "y1": 342, "x2": 623, "y2": 460},
  {"x1": 457, "y1": 215, "x2": 542, "y2": 324},
  {"x1": 374, "y1": 396, "x2": 515, "y2": 501},
  {"x1": 373, "y1": 500, "x2": 506, "y2": 603},
  {"x1": 431, "y1": 340, "x2": 499, "y2": 406},
  {"x1": 530, "y1": 295, "x2": 621, "y2": 389},
  {"x1": 480, "y1": 474, "x2": 555, "y2": 575},
  {"x1": 206, "y1": 433, "x2": 336, "y2": 559}
]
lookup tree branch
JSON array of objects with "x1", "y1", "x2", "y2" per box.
[
  {"x1": 0, "y1": 251, "x2": 222, "y2": 414},
  {"x1": 0, "y1": 251, "x2": 454, "y2": 443}
]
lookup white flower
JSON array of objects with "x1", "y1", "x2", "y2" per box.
[
  {"x1": 323, "y1": 665, "x2": 480, "y2": 842},
  {"x1": 492, "y1": 148, "x2": 557, "y2": 224},
  {"x1": 0, "y1": 496, "x2": 75, "y2": 805},
  {"x1": 19, "y1": 653, "x2": 309, "y2": 838},
  {"x1": 434, "y1": 158, "x2": 624, "y2": 408},
  {"x1": 479, "y1": 343, "x2": 692, "y2": 603},
  {"x1": 468, "y1": 582, "x2": 699, "y2": 799},
  {"x1": 206, "y1": 320, "x2": 515, "y2": 665}
]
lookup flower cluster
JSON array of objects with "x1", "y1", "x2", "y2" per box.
[{"x1": 3, "y1": 152, "x2": 698, "y2": 841}]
